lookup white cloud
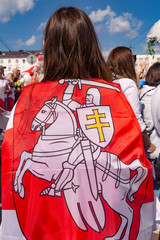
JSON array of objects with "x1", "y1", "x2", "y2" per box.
[
  {"x1": 25, "y1": 35, "x2": 36, "y2": 46},
  {"x1": 14, "y1": 39, "x2": 24, "y2": 49},
  {"x1": 147, "y1": 20, "x2": 160, "y2": 42},
  {"x1": 89, "y1": 6, "x2": 143, "y2": 39},
  {"x1": 0, "y1": 0, "x2": 37, "y2": 23},
  {"x1": 95, "y1": 25, "x2": 104, "y2": 33},
  {"x1": 37, "y1": 21, "x2": 47, "y2": 31},
  {"x1": 89, "y1": 6, "x2": 116, "y2": 23},
  {"x1": 102, "y1": 49, "x2": 111, "y2": 60},
  {"x1": 108, "y1": 13, "x2": 142, "y2": 38},
  {"x1": 152, "y1": 45, "x2": 160, "y2": 53},
  {"x1": 14, "y1": 35, "x2": 36, "y2": 49},
  {"x1": 108, "y1": 16, "x2": 130, "y2": 34},
  {"x1": 86, "y1": 6, "x2": 92, "y2": 12}
]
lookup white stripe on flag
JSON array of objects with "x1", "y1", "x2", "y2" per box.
[
  {"x1": 137, "y1": 201, "x2": 154, "y2": 240},
  {"x1": 1, "y1": 210, "x2": 25, "y2": 239}
]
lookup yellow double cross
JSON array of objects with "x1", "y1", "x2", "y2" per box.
[{"x1": 85, "y1": 109, "x2": 110, "y2": 142}]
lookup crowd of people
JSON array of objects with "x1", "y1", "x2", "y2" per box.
[
  {"x1": 0, "y1": 67, "x2": 20, "y2": 111},
  {"x1": 0, "y1": 58, "x2": 43, "y2": 111},
  {"x1": 1, "y1": 6, "x2": 160, "y2": 240},
  {"x1": 0, "y1": 57, "x2": 43, "y2": 141}
]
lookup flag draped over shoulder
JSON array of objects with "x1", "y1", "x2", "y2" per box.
[{"x1": 1, "y1": 78, "x2": 154, "y2": 240}]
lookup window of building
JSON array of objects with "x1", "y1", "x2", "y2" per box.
[
  {"x1": 22, "y1": 59, "x2": 25, "y2": 63},
  {"x1": 0, "y1": 60, "x2": 3, "y2": 64},
  {"x1": 8, "y1": 59, "x2": 11, "y2": 63},
  {"x1": 30, "y1": 56, "x2": 34, "y2": 64},
  {"x1": 16, "y1": 59, "x2": 19, "y2": 63},
  {"x1": 8, "y1": 67, "x2": 11, "y2": 71}
]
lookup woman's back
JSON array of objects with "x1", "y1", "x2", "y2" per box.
[{"x1": 1, "y1": 7, "x2": 155, "y2": 240}]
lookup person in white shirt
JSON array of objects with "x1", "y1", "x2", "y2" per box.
[
  {"x1": 140, "y1": 62, "x2": 160, "y2": 230},
  {"x1": 0, "y1": 65, "x2": 9, "y2": 109},
  {"x1": 106, "y1": 46, "x2": 155, "y2": 153},
  {"x1": 140, "y1": 63, "x2": 160, "y2": 179}
]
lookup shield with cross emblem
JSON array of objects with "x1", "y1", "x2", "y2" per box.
[{"x1": 77, "y1": 105, "x2": 114, "y2": 148}]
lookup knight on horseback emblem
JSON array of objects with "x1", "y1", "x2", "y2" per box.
[
  {"x1": 40, "y1": 79, "x2": 114, "y2": 200},
  {"x1": 14, "y1": 79, "x2": 148, "y2": 239}
]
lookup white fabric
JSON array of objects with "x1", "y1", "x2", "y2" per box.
[
  {"x1": 0, "y1": 79, "x2": 8, "y2": 102},
  {"x1": 0, "y1": 210, "x2": 25, "y2": 240},
  {"x1": 113, "y1": 78, "x2": 146, "y2": 132},
  {"x1": 140, "y1": 85, "x2": 160, "y2": 159},
  {"x1": 5, "y1": 103, "x2": 16, "y2": 130},
  {"x1": 137, "y1": 201, "x2": 154, "y2": 240},
  {"x1": 0, "y1": 107, "x2": 11, "y2": 130},
  {"x1": 153, "y1": 194, "x2": 160, "y2": 231},
  {"x1": 151, "y1": 84, "x2": 160, "y2": 136},
  {"x1": 140, "y1": 84, "x2": 160, "y2": 231}
]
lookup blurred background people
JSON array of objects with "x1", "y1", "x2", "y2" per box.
[
  {"x1": 0, "y1": 65, "x2": 9, "y2": 110},
  {"x1": 137, "y1": 62, "x2": 147, "y2": 90},
  {"x1": 12, "y1": 68, "x2": 21, "y2": 103},
  {"x1": 6, "y1": 73, "x2": 15, "y2": 111}
]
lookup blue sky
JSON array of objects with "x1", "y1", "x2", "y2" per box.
[{"x1": 0, "y1": 0, "x2": 160, "y2": 57}]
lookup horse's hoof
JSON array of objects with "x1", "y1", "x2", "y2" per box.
[
  {"x1": 128, "y1": 195, "x2": 135, "y2": 202},
  {"x1": 19, "y1": 185, "x2": 25, "y2": 199},
  {"x1": 14, "y1": 184, "x2": 18, "y2": 192}
]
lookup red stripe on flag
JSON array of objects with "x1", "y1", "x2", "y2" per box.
[{"x1": 1, "y1": 128, "x2": 15, "y2": 210}]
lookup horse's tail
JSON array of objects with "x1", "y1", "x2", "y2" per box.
[{"x1": 127, "y1": 162, "x2": 148, "y2": 202}]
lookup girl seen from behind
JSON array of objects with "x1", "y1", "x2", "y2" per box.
[
  {"x1": 1, "y1": 8, "x2": 155, "y2": 240},
  {"x1": 106, "y1": 46, "x2": 155, "y2": 153}
]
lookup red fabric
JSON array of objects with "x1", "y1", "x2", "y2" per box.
[
  {"x1": 30, "y1": 76, "x2": 39, "y2": 84},
  {"x1": 0, "y1": 98, "x2": 4, "y2": 109},
  {"x1": 22, "y1": 66, "x2": 35, "y2": 74},
  {"x1": 2, "y1": 79, "x2": 154, "y2": 240},
  {"x1": 6, "y1": 97, "x2": 14, "y2": 111}
]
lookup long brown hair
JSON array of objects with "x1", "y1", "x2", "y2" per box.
[
  {"x1": 145, "y1": 62, "x2": 160, "y2": 87},
  {"x1": 42, "y1": 7, "x2": 110, "y2": 82},
  {"x1": 106, "y1": 46, "x2": 138, "y2": 86}
]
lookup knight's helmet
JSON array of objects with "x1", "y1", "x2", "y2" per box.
[{"x1": 86, "y1": 88, "x2": 101, "y2": 105}]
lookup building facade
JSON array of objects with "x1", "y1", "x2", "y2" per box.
[
  {"x1": 135, "y1": 54, "x2": 160, "y2": 74},
  {"x1": 0, "y1": 50, "x2": 42, "y2": 74},
  {"x1": 0, "y1": 50, "x2": 160, "y2": 75}
]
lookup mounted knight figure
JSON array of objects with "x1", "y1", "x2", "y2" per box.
[
  {"x1": 1, "y1": 6, "x2": 154, "y2": 240},
  {"x1": 40, "y1": 79, "x2": 109, "y2": 200}
]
